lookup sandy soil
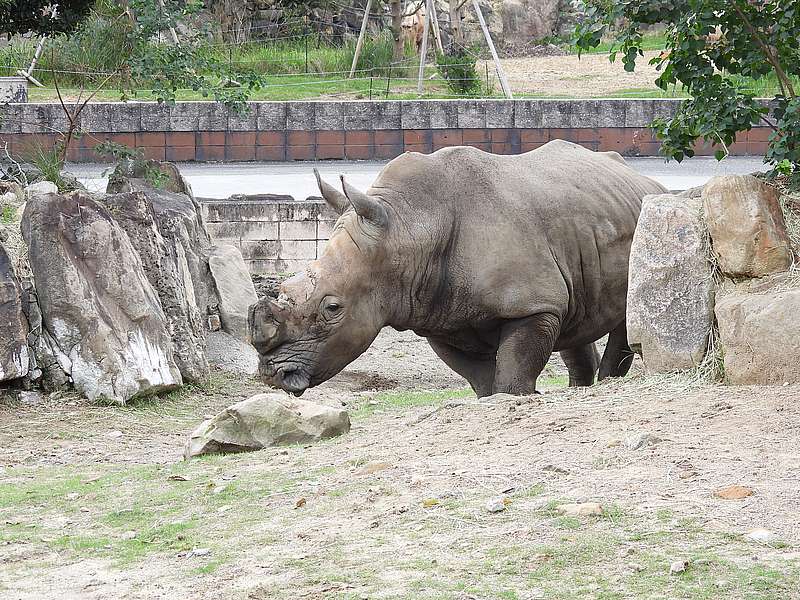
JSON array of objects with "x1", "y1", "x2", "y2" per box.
[
  {"x1": 1, "y1": 329, "x2": 799, "y2": 599},
  {"x1": 489, "y1": 51, "x2": 664, "y2": 97}
]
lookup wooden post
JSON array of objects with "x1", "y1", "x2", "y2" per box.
[
  {"x1": 429, "y1": 0, "x2": 444, "y2": 56},
  {"x1": 416, "y1": 0, "x2": 432, "y2": 95},
  {"x1": 350, "y1": 0, "x2": 374, "y2": 78},
  {"x1": 16, "y1": 36, "x2": 46, "y2": 87},
  {"x1": 471, "y1": 0, "x2": 512, "y2": 99}
]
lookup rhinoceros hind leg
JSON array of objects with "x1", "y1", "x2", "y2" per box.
[
  {"x1": 493, "y1": 312, "x2": 560, "y2": 395},
  {"x1": 427, "y1": 338, "x2": 496, "y2": 398},
  {"x1": 598, "y1": 320, "x2": 634, "y2": 380},
  {"x1": 560, "y1": 343, "x2": 600, "y2": 386}
]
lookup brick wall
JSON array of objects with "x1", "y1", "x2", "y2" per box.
[
  {"x1": 0, "y1": 99, "x2": 772, "y2": 161},
  {"x1": 201, "y1": 195, "x2": 336, "y2": 275}
]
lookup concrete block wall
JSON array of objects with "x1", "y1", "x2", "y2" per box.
[
  {"x1": 201, "y1": 195, "x2": 337, "y2": 275},
  {"x1": 0, "y1": 99, "x2": 773, "y2": 161}
]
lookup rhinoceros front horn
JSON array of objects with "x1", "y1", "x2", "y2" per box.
[
  {"x1": 313, "y1": 168, "x2": 349, "y2": 215},
  {"x1": 341, "y1": 175, "x2": 388, "y2": 228},
  {"x1": 247, "y1": 297, "x2": 287, "y2": 353}
]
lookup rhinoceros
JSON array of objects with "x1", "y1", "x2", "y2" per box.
[{"x1": 249, "y1": 140, "x2": 666, "y2": 397}]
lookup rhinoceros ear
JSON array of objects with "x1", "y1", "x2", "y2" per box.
[
  {"x1": 340, "y1": 175, "x2": 388, "y2": 229},
  {"x1": 313, "y1": 168, "x2": 349, "y2": 215}
]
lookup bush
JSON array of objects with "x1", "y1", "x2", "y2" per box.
[{"x1": 436, "y1": 48, "x2": 481, "y2": 97}]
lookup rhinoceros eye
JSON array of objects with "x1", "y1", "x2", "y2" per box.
[{"x1": 321, "y1": 297, "x2": 344, "y2": 320}]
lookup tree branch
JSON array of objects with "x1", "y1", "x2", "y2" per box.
[{"x1": 731, "y1": 1, "x2": 795, "y2": 98}]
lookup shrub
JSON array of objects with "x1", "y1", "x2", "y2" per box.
[{"x1": 436, "y1": 48, "x2": 481, "y2": 97}]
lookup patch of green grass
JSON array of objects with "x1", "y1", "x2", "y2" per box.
[{"x1": 351, "y1": 387, "x2": 474, "y2": 419}]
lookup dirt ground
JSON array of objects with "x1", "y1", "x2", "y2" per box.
[
  {"x1": 1, "y1": 329, "x2": 799, "y2": 599},
  {"x1": 491, "y1": 51, "x2": 665, "y2": 97}
]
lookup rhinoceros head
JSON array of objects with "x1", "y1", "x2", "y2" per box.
[{"x1": 248, "y1": 169, "x2": 391, "y2": 395}]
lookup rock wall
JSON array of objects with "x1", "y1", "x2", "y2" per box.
[{"x1": 627, "y1": 174, "x2": 798, "y2": 385}]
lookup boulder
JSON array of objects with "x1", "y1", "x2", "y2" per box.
[
  {"x1": 716, "y1": 288, "x2": 800, "y2": 384},
  {"x1": 184, "y1": 393, "x2": 351, "y2": 458},
  {"x1": 627, "y1": 193, "x2": 715, "y2": 372},
  {"x1": 24, "y1": 180, "x2": 58, "y2": 199},
  {"x1": 107, "y1": 163, "x2": 219, "y2": 320},
  {"x1": 208, "y1": 244, "x2": 259, "y2": 340},
  {"x1": 22, "y1": 192, "x2": 182, "y2": 403},
  {"x1": 703, "y1": 175, "x2": 793, "y2": 278},
  {"x1": 0, "y1": 243, "x2": 30, "y2": 381},
  {"x1": 102, "y1": 191, "x2": 210, "y2": 382}
]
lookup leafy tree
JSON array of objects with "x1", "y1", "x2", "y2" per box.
[
  {"x1": 574, "y1": 0, "x2": 800, "y2": 185},
  {"x1": 0, "y1": 0, "x2": 93, "y2": 35}
]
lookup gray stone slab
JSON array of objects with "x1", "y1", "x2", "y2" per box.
[
  {"x1": 485, "y1": 100, "x2": 515, "y2": 128},
  {"x1": 314, "y1": 102, "x2": 344, "y2": 130},
  {"x1": 539, "y1": 100, "x2": 573, "y2": 128},
  {"x1": 457, "y1": 100, "x2": 486, "y2": 128},
  {"x1": 257, "y1": 103, "x2": 287, "y2": 130},
  {"x1": 168, "y1": 102, "x2": 201, "y2": 131},
  {"x1": 570, "y1": 100, "x2": 600, "y2": 128},
  {"x1": 197, "y1": 103, "x2": 230, "y2": 130},
  {"x1": 624, "y1": 99, "x2": 656, "y2": 128},
  {"x1": 597, "y1": 100, "x2": 627, "y2": 128},
  {"x1": 0, "y1": 104, "x2": 24, "y2": 133},
  {"x1": 287, "y1": 102, "x2": 315, "y2": 130},
  {"x1": 513, "y1": 100, "x2": 543, "y2": 128},
  {"x1": 427, "y1": 101, "x2": 459, "y2": 128},
  {"x1": 228, "y1": 104, "x2": 258, "y2": 131},
  {"x1": 401, "y1": 101, "x2": 431, "y2": 128},
  {"x1": 140, "y1": 103, "x2": 172, "y2": 132},
  {"x1": 203, "y1": 201, "x2": 282, "y2": 222},
  {"x1": 240, "y1": 240, "x2": 282, "y2": 260}
]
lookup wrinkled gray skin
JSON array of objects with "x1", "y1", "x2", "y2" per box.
[{"x1": 249, "y1": 140, "x2": 667, "y2": 397}]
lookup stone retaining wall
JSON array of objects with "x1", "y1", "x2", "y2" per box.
[
  {"x1": 0, "y1": 99, "x2": 771, "y2": 161},
  {"x1": 201, "y1": 195, "x2": 335, "y2": 275}
]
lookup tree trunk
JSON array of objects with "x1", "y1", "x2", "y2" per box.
[
  {"x1": 449, "y1": 0, "x2": 464, "y2": 47},
  {"x1": 391, "y1": 0, "x2": 404, "y2": 61}
]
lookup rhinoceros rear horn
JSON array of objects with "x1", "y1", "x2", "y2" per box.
[
  {"x1": 313, "y1": 168, "x2": 349, "y2": 215},
  {"x1": 341, "y1": 175, "x2": 388, "y2": 229}
]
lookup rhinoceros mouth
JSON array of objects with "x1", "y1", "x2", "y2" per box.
[{"x1": 274, "y1": 364, "x2": 311, "y2": 396}]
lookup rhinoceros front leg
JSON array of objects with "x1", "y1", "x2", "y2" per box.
[
  {"x1": 493, "y1": 313, "x2": 561, "y2": 395},
  {"x1": 427, "y1": 338, "x2": 496, "y2": 398},
  {"x1": 598, "y1": 320, "x2": 634, "y2": 380}
]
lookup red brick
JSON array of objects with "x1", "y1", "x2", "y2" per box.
[
  {"x1": 79, "y1": 134, "x2": 105, "y2": 149},
  {"x1": 288, "y1": 131, "x2": 315, "y2": 145},
  {"x1": 196, "y1": 131, "x2": 225, "y2": 146},
  {"x1": 374, "y1": 144, "x2": 403, "y2": 159},
  {"x1": 316, "y1": 130, "x2": 345, "y2": 145},
  {"x1": 345, "y1": 130, "x2": 371, "y2": 145},
  {"x1": 226, "y1": 145, "x2": 256, "y2": 161},
  {"x1": 167, "y1": 132, "x2": 195, "y2": 147},
  {"x1": 403, "y1": 130, "x2": 428, "y2": 144},
  {"x1": 316, "y1": 144, "x2": 345, "y2": 160},
  {"x1": 226, "y1": 131, "x2": 257, "y2": 146},
  {"x1": 108, "y1": 133, "x2": 136, "y2": 147},
  {"x1": 141, "y1": 146, "x2": 166, "y2": 161},
  {"x1": 491, "y1": 129, "x2": 511, "y2": 142},
  {"x1": 404, "y1": 143, "x2": 431, "y2": 154},
  {"x1": 345, "y1": 143, "x2": 373, "y2": 160},
  {"x1": 520, "y1": 141, "x2": 545, "y2": 152},
  {"x1": 548, "y1": 128, "x2": 578, "y2": 142},
  {"x1": 65, "y1": 146, "x2": 81, "y2": 162},
  {"x1": 256, "y1": 145, "x2": 286, "y2": 161},
  {"x1": 433, "y1": 129, "x2": 463, "y2": 148},
  {"x1": 195, "y1": 145, "x2": 225, "y2": 161},
  {"x1": 748, "y1": 127, "x2": 772, "y2": 143},
  {"x1": 374, "y1": 130, "x2": 402, "y2": 145},
  {"x1": 257, "y1": 131, "x2": 285, "y2": 146},
  {"x1": 748, "y1": 140, "x2": 768, "y2": 156},
  {"x1": 166, "y1": 146, "x2": 196, "y2": 162},
  {"x1": 135, "y1": 132, "x2": 165, "y2": 147},
  {"x1": 520, "y1": 129, "x2": 549, "y2": 144},
  {"x1": 577, "y1": 128, "x2": 600, "y2": 143},
  {"x1": 491, "y1": 142, "x2": 513, "y2": 155},
  {"x1": 463, "y1": 128, "x2": 490, "y2": 143},
  {"x1": 287, "y1": 145, "x2": 315, "y2": 161},
  {"x1": 465, "y1": 141, "x2": 492, "y2": 152},
  {"x1": 598, "y1": 127, "x2": 625, "y2": 151}
]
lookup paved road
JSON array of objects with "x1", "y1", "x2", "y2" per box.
[{"x1": 70, "y1": 156, "x2": 765, "y2": 199}]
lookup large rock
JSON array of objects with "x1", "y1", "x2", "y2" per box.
[
  {"x1": 184, "y1": 393, "x2": 351, "y2": 458},
  {"x1": 22, "y1": 192, "x2": 182, "y2": 403},
  {"x1": 627, "y1": 193, "x2": 715, "y2": 372},
  {"x1": 208, "y1": 244, "x2": 259, "y2": 340},
  {"x1": 0, "y1": 244, "x2": 30, "y2": 381},
  {"x1": 716, "y1": 288, "x2": 800, "y2": 384},
  {"x1": 107, "y1": 161, "x2": 219, "y2": 316},
  {"x1": 703, "y1": 175, "x2": 793, "y2": 278},
  {"x1": 102, "y1": 191, "x2": 210, "y2": 382}
]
